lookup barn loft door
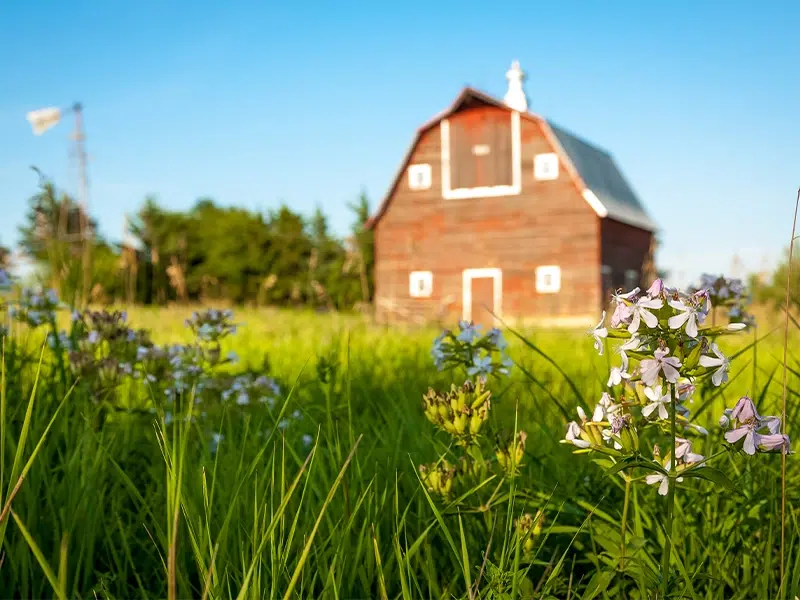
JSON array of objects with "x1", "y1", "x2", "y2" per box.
[
  {"x1": 450, "y1": 111, "x2": 513, "y2": 190},
  {"x1": 463, "y1": 268, "x2": 502, "y2": 329}
]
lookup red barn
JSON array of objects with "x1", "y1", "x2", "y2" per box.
[{"x1": 366, "y1": 61, "x2": 657, "y2": 328}]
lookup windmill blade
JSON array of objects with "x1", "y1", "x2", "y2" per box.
[{"x1": 26, "y1": 107, "x2": 62, "y2": 135}]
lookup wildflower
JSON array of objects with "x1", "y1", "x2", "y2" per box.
[
  {"x1": 419, "y1": 460, "x2": 457, "y2": 498},
  {"x1": 699, "y1": 343, "x2": 730, "y2": 386},
  {"x1": 642, "y1": 384, "x2": 670, "y2": 420},
  {"x1": 598, "y1": 391, "x2": 621, "y2": 416},
  {"x1": 607, "y1": 363, "x2": 631, "y2": 387},
  {"x1": 640, "y1": 347, "x2": 682, "y2": 386},
  {"x1": 496, "y1": 430, "x2": 528, "y2": 474},
  {"x1": 302, "y1": 433, "x2": 314, "y2": 447},
  {"x1": 675, "y1": 437, "x2": 704, "y2": 464},
  {"x1": 210, "y1": 432, "x2": 223, "y2": 454},
  {"x1": 667, "y1": 295, "x2": 706, "y2": 338},
  {"x1": 757, "y1": 433, "x2": 791, "y2": 454},
  {"x1": 486, "y1": 327, "x2": 508, "y2": 351},
  {"x1": 720, "y1": 396, "x2": 788, "y2": 455},
  {"x1": 628, "y1": 295, "x2": 663, "y2": 334},
  {"x1": 645, "y1": 460, "x2": 684, "y2": 496},
  {"x1": 646, "y1": 278, "x2": 664, "y2": 298},
  {"x1": 589, "y1": 311, "x2": 608, "y2": 355},
  {"x1": 563, "y1": 421, "x2": 591, "y2": 449},
  {"x1": 0, "y1": 270, "x2": 10, "y2": 290},
  {"x1": 467, "y1": 352, "x2": 494, "y2": 376},
  {"x1": 610, "y1": 288, "x2": 638, "y2": 327},
  {"x1": 456, "y1": 321, "x2": 480, "y2": 343}
]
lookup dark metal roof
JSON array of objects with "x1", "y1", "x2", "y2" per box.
[{"x1": 547, "y1": 121, "x2": 657, "y2": 232}]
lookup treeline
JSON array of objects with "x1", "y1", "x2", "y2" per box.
[{"x1": 8, "y1": 174, "x2": 374, "y2": 310}]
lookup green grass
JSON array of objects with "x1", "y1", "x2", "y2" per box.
[{"x1": 0, "y1": 305, "x2": 798, "y2": 599}]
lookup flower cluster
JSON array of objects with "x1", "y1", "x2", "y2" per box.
[
  {"x1": 419, "y1": 460, "x2": 457, "y2": 499},
  {"x1": 431, "y1": 321, "x2": 513, "y2": 377},
  {"x1": 495, "y1": 430, "x2": 528, "y2": 475},
  {"x1": 422, "y1": 378, "x2": 492, "y2": 445},
  {"x1": 515, "y1": 510, "x2": 544, "y2": 557},
  {"x1": 185, "y1": 308, "x2": 238, "y2": 343},
  {"x1": 566, "y1": 277, "x2": 786, "y2": 500},
  {"x1": 719, "y1": 396, "x2": 790, "y2": 455},
  {"x1": 8, "y1": 287, "x2": 60, "y2": 327},
  {"x1": 691, "y1": 273, "x2": 754, "y2": 326}
]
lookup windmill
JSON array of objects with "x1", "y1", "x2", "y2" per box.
[{"x1": 26, "y1": 102, "x2": 93, "y2": 306}]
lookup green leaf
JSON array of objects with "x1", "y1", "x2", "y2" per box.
[{"x1": 681, "y1": 466, "x2": 742, "y2": 494}]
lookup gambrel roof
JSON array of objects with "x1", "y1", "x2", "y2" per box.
[{"x1": 367, "y1": 87, "x2": 657, "y2": 232}]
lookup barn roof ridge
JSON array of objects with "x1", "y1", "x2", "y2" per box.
[{"x1": 366, "y1": 86, "x2": 657, "y2": 233}]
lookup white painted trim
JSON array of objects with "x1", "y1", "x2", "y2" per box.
[
  {"x1": 462, "y1": 268, "x2": 503, "y2": 324},
  {"x1": 409, "y1": 270, "x2": 433, "y2": 297},
  {"x1": 408, "y1": 163, "x2": 432, "y2": 190},
  {"x1": 535, "y1": 265, "x2": 561, "y2": 294},
  {"x1": 534, "y1": 152, "x2": 559, "y2": 181},
  {"x1": 441, "y1": 112, "x2": 521, "y2": 200},
  {"x1": 582, "y1": 189, "x2": 608, "y2": 217}
]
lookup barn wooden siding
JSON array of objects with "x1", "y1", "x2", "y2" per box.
[{"x1": 373, "y1": 104, "x2": 602, "y2": 327}]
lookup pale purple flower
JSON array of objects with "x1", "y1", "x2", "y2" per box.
[
  {"x1": 628, "y1": 295, "x2": 664, "y2": 334},
  {"x1": 610, "y1": 288, "x2": 639, "y2": 327},
  {"x1": 730, "y1": 396, "x2": 760, "y2": 423},
  {"x1": 677, "y1": 380, "x2": 695, "y2": 403},
  {"x1": 640, "y1": 347, "x2": 682, "y2": 386},
  {"x1": 757, "y1": 433, "x2": 791, "y2": 454},
  {"x1": 667, "y1": 298, "x2": 704, "y2": 338},
  {"x1": 642, "y1": 384, "x2": 670, "y2": 420},
  {"x1": 589, "y1": 311, "x2": 608, "y2": 355},
  {"x1": 699, "y1": 343, "x2": 730, "y2": 386},
  {"x1": 725, "y1": 422, "x2": 760, "y2": 455},
  {"x1": 675, "y1": 437, "x2": 704, "y2": 464},
  {"x1": 646, "y1": 278, "x2": 664, "y2": 298}
]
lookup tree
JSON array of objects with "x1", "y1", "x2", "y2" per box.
[
  {"x1": 17, "y1": 172, "x2": 98, "y2": 304},
  {"x1": 346, "y1": 189, "x2": 374, "y2": 303}
]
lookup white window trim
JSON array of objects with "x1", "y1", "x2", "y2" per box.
[
  {"x1": 407, "y1": 163, "x2": 432, "y2": 191},
  {"x1": 462, "y1": 268, "x2": 503, "y2": 324},
  {"x1": 534, "y1": 152, "x2": 559, "y2": 181},
  {"x1": 440, "y1": 112, "x2": 521, "y2": 200},
  {"x1": 409, "y1": 270, "x2": 433, "y2": 298},
  {"x1": 535, "y1": 265, "x2": 561, "y2": 294}
]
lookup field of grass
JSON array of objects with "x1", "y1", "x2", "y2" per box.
[{"x1": 1, "y1": 303, "x2": 799, "y2": 599}]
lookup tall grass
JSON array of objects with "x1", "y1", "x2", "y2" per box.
[{"x1": 0, "y1": 306, "x2": 797, "y2": 598}]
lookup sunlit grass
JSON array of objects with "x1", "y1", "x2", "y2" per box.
[{"x1": 0, "y1": 304, "x2": 797, "y2": 598}]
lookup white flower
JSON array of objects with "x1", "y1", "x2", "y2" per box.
[
  {"x1": 640, "y1": 347, "x2": 682, "y2": 386},
  {"x1": 667, "y1": 298, "x2": 704, "y2": 338},
  {"x1": 628, "y1": 296, "x2": 663, "y2": 334},
  {"x1": 642, "y1": 384, "x2": 670, "y2": 420},
  {"x1": 699, "y1": 343, "x2": 730, "y2": 386},
  {"x1": 598, "y1": 392, "x2": 621, "y2": 416},
  {"x1": 645, "y1": 461, "x2": 684, "y2": 496},
  {"x1": 564, "y1": 421, "x2": 590, "y2": 448},
  {"x1": 589, "y1": 311, "x2": 608, "y2": 355},
  {"x1": 607, "y1": 364, "x2": 631, "y2": 387}
]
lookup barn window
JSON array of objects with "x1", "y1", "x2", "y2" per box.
[
  {"x1": 440, "y1": 110, "x2": 521, "y2": 200},
  {"x1": 409, "y1": 271, "x2": 433, "y2": 298},
  {"x1": 625, "y1": 269, "x2": 639, "y2": 291},
  {"x1": 408, "y1": 164, "x2": 432, "y2": 190},
  {"x1": 534, "y1": 153, "x2": 559, "y2": 180},
  {"x1": 536, "y1": 266, "x2": 561, "y2": 294}
]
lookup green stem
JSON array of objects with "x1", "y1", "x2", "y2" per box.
[
  {"x1": 620, "y1": 474, "x2": 631, "y2": 570},
  {"x1": 661, "y1": 382, "x2": 678, "y2": 597}
]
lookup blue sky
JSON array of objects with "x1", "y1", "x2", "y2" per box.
[{"x1": 1, "y1": 0, "x2": 798, "y2": 287}]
